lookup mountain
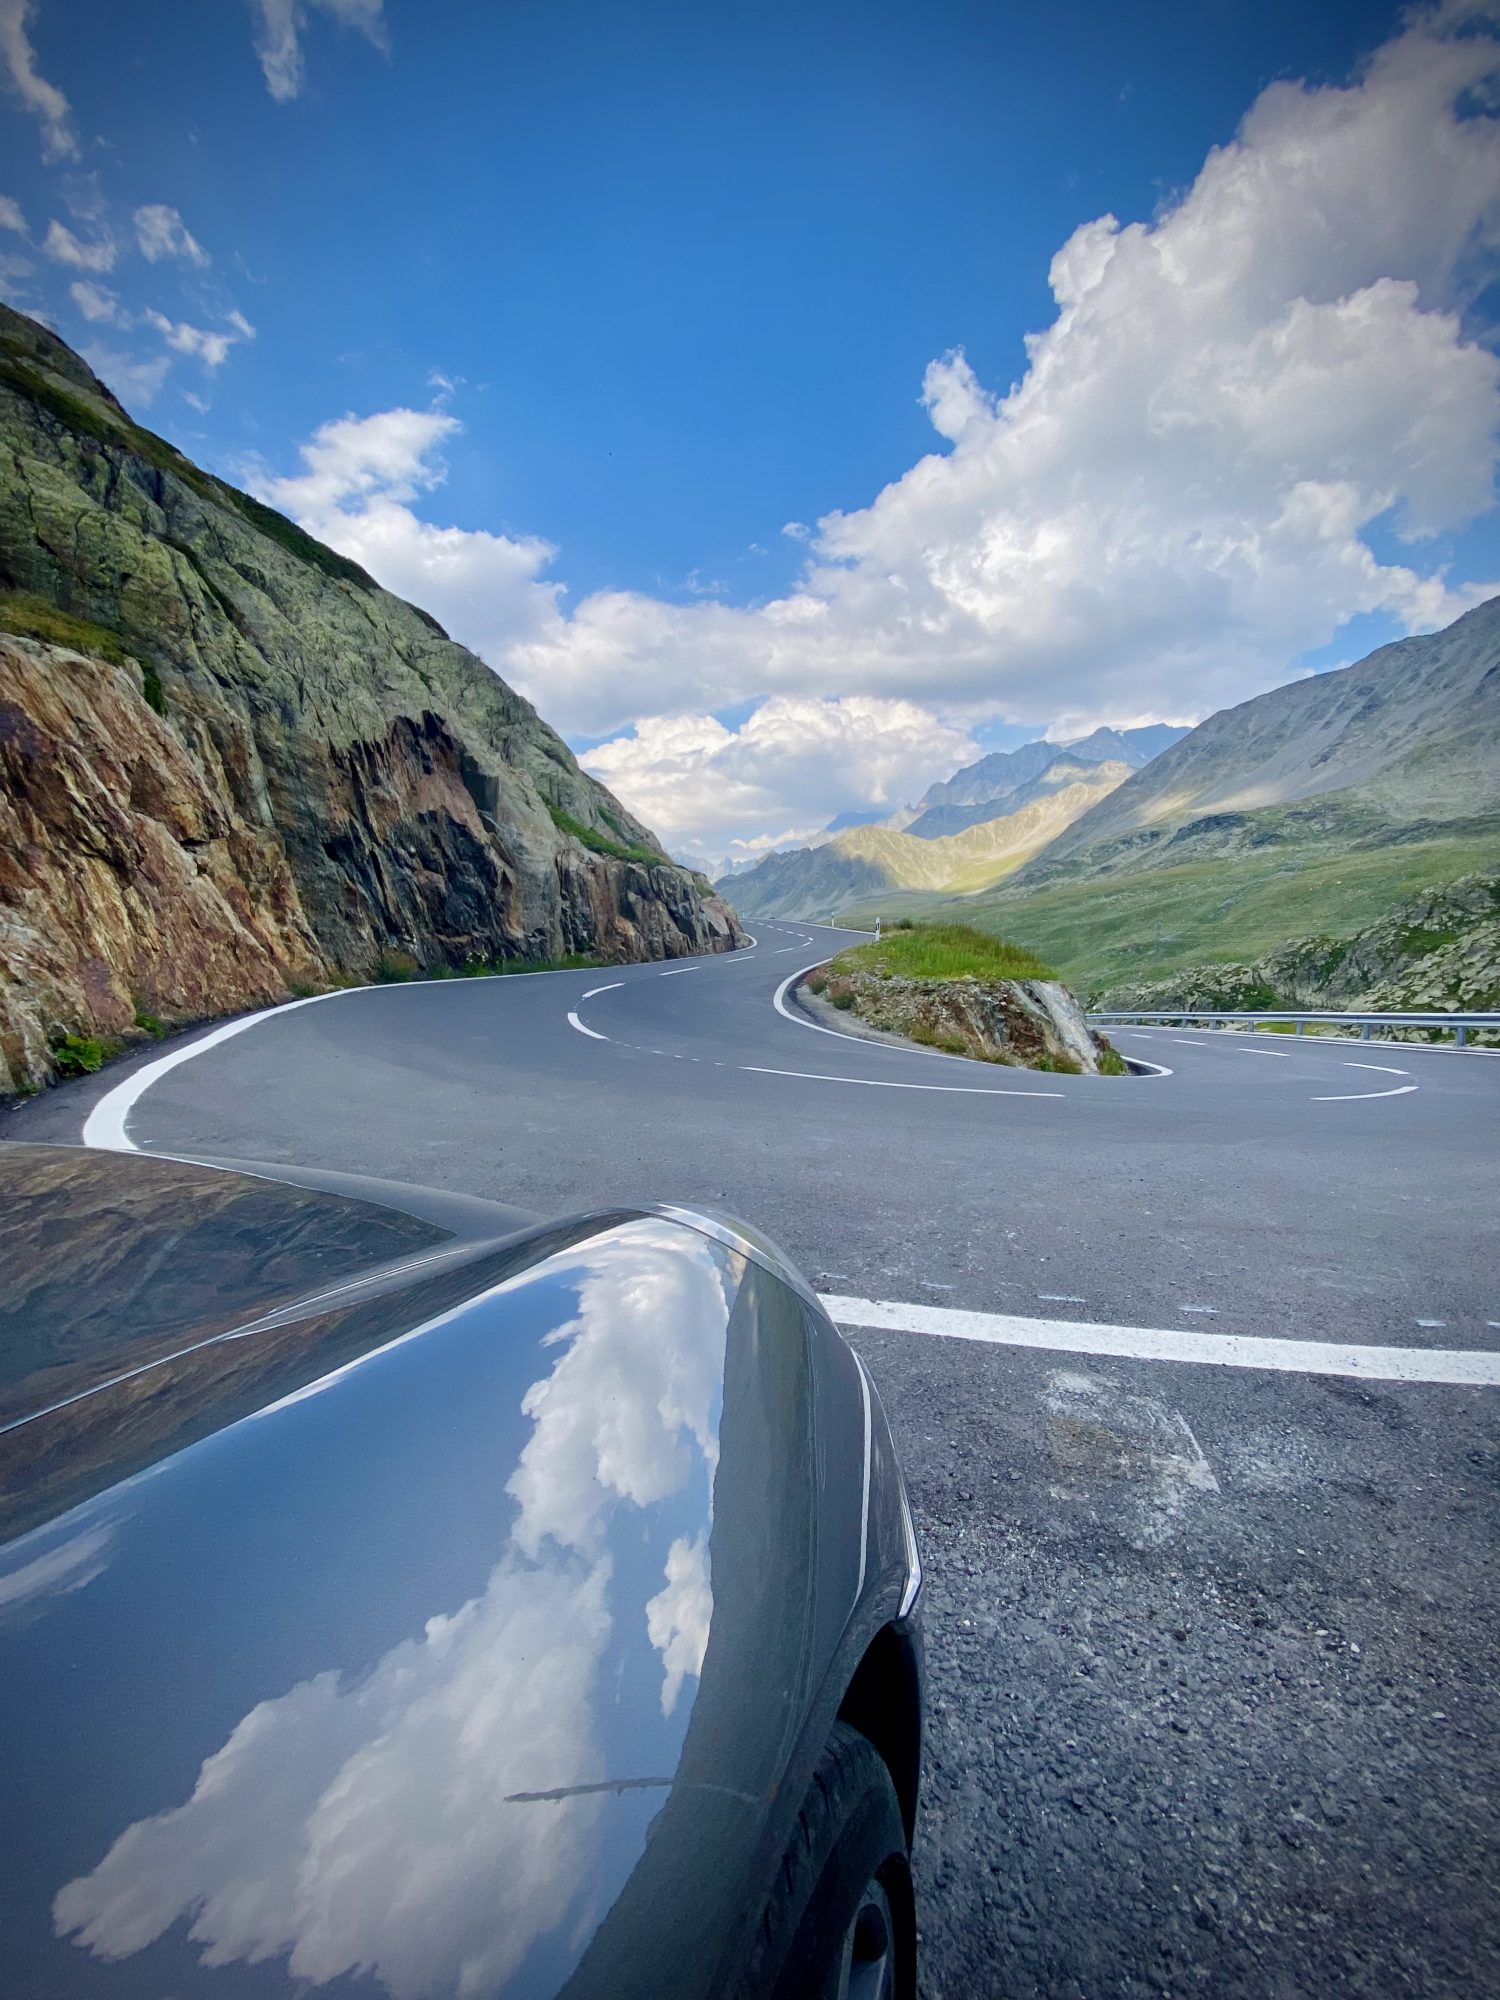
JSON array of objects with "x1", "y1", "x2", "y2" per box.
[
  {"x1": 902, "y1": 723, "x2": 1187, "y2": 839},
  {"x1": 0, "y1": 306, "x2": 739, "y2": 1094},
  {"x1": 718, "y1": 765, "x2": 1130, "y2": 920},
  {"x1": 1020, "y1": 600, "x2": 1500, "y2": 882},
  {"x1": 855, "y1": 599, "x2": 1500, "y2": 999}
]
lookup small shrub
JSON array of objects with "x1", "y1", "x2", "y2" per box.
[
  {"x1": 937, "y1": 1033, "x2": 968, "y2": 1054},
  {"x1": 807, "y1": 972, "x2": 829, "y2": 995},
  {"x1": 287, "y1": 980, "x2": 320, "y2": 999},
  {"x1": 1097, "y1": 1047, "x2": 1128, "y2": 1076},
  {"x1": 133, "y1": 1008, "x2": 166, "y2": 1038},
  {"x1": 377, "y1": 950, "x2": 420, "y2": 983},
  {"x1": 895, "y1": 917, "x2": 915, "y2": 929},
  {"x1": 51, "y1": 1031, "x2": 119, "y2": 1077},
  {"x1": 1035, "y1": 1051, "x2": 1083, "y2": 1074},
  {"x1": 831, "y1": 991, "x2": 856, "y2": 1011}
]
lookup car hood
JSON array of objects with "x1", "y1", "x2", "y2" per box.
[{"x1": 0, "y1": 1150, "x2": 862, "y2": 2000}]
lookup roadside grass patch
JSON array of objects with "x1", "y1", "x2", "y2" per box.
[{"x1": 830, "y1": 923, "x2": 1056, "y2": 983}]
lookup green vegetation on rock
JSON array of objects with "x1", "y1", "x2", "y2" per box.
[
  {"x1": 830, "y1": 923, "x2": 1056, "y2": 983},
  {"x1": 547, "y1": 803, "x2": 662, "y2": 866}
]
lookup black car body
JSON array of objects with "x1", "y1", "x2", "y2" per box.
[{"x1": 0, "y1": 1143, "x2": 922, "y2": 2000}]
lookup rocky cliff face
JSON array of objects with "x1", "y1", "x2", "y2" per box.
[
  {"x1": 804, "y1": 967, "x2": 1113, "y2": 1073},
  {"x1": 0, "y1": 306, "x2": 740, "y2": 1093}
]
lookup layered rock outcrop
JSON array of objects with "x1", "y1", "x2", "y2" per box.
[
  {"x1": 0, "y1": 306, "x2": 740, "y2": 1093},
  {"x1": 803, "y1": 967, "x2": 1115, "y2": 1073}
]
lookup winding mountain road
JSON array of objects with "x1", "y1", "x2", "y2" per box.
[{"x1": 10, "y1": 920, "x2": 1500, "y2": 1999}]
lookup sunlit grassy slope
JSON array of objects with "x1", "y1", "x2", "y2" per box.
[
  {"x1": 837, "y1": 832, "x2": 1500, "y2": 996},
  {"x1": 829, "y1": 923, "x2": 1056, "y2": 981}
]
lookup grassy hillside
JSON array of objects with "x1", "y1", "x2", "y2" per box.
[{"x1": 839, "y1": 830, "x2": 1500, "y2": 996}]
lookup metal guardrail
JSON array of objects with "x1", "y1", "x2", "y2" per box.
[{"x1": 1087, "y1": 1009, "x2": 1500, "y2": 1049}]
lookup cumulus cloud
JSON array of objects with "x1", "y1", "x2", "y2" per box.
[
  {"x1": 143, "y1": 307, "x2": 255, "y2": 370},
  {"x1": 248, "y1": 0, "x2": 389, "y2": 103},
  {"x1": 0, "y1": 193, "x2": 25, "y2": 233},
  {"x1": 251, "y1": 407, "x2": 563, "y2": 653},
  {"x1": 42, "y1": 220, "x2": 115, "y2": 272},
  {"x1": 262, "y1": 3, "x2": 1500, "y2": 857},
  {"x1": 68, "y1": 279, "x2": 125, "y2": 324},
  {"x1": 133, "y1": 203, "x2": 209, "y2": 267},
  {"x1": 582, "y1": 697, "x2": 973, "y2": 864},
  {"x1": 0, "y1": 0, "x2": 76, "y2": 162}
]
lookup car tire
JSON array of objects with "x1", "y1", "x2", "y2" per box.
[{"x1": 755, "y1": 1718, "x2": 916, "y2": 2000}]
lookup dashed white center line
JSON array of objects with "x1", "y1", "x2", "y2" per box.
[
  {"x1": 1240, "y1": 1046, "x2": 1293, "y2": 1056},
  {"x1": 743, "y1": 1064, "x2": 1063, "y2": 1099},
  {"x1": 1345, "y1": 1061, "x2": 1410, "y2": 1075},
  {"x1": 581, "y1": 982, "x2": 623, "y2": 999},
  {"x1": 1312, "y1": 1083, "x2": 1419, "y2": 1102},
  {"x1": 659, "y1": 966, "x2": 698, "y2": 976}
]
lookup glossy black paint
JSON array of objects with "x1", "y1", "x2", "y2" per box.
[{"x1": 0, "y1": 1145, "x2": 921, "y2": 2000}]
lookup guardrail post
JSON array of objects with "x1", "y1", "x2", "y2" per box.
[
  {"x1": 1296, "y1": 1019, "x2": 1304, "y2": 1036},
  {"x1": 1362, "y1": 1022, "x2": 1371, "y2": 1042},
  {"x1": 1457, "y1": 1024, "x2": 1468, "y2": 1049}
]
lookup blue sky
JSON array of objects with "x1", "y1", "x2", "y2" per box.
[{"x1": 2, "y1": 0, "x2": 1498, "y2": 864}]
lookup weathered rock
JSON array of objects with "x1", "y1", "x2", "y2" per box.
[
  {"x1": 813, "y1": 968, "x2": 1111, "y2": 1073},
  {"x1": 0, "y1": 306, "x2": 742, "y2": 1092}
]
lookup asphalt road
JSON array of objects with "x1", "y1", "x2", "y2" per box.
[{"x1": 10, "y1": 920, "x2": 1500, "y2": 1998}]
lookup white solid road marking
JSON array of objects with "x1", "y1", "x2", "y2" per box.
[
  {"x1": 1345, "y1": 1061, "x2": 1409, "y2": 1075},
  {"x1": 822, "y1": 1296, "x2": 1500, "y2": 1386},
  {"x1": 82, "y1": 994, "x2": 336, "y2": 1152},
  {"x1": 1312, "y1": 1083, "x2": 1419, "y2": 1102},
  {"x1": 745, "y1": 1064, "x2": 1062, "y2": 1098},
  {"x1": 1240, "y1": 1047, "x2": 1292, "y2": 1057},
  {"x1": 566, "y1": 1010, "x2": 609, "y2": 1041},
  {"x1": 582, "y1": 982, "x2": 624, "y2": 999}
]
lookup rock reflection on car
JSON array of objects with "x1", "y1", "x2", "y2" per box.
[{"x1": 0, "y1": 1143, "x2": 923, "y2": 2000}]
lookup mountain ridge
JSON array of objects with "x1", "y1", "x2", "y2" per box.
[{"x1": 0, "y1": 305, "x2": 739, "y2": 1093}]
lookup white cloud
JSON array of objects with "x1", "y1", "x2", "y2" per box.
[
  {"x1": 69, "y1": 279, "x2": 125, "y2": 325},
  {"x1": 261, "y1": 3, "x2": 1500, "y2": 858},
  {"x1": 646, "y1": 1534, "x2": 712, "y2": 1717},
  {"x1": 143, "y1": 307, "x2": 255, "y2": 370},
  {"x1": 251, "y1": 407, "x2": 563, "y2": 652},
  {"x1": 0, "y1": 193, "x2": 25, "y2": 233},
  {"x1": 133, "y1": 203, "x2": 209, "y2": 267},
  {"x1": 80, "y1": 343, "x2": 170, "y2": 408},
  {"x1": 144, "y1": 306, "x2": 256, "y2": 370},
  {"x1": 248, "y1": 0, "x2": 389, "y2": 104},
  {"x1": 0, "y1": 0, "x2": 77, "y2": 162},
  {"x1": 42, "y1": 220, "x2": 116, "y2": 272},
  {"x1": 581, "y1": 697, "x2": 973, "y2": 865}
]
